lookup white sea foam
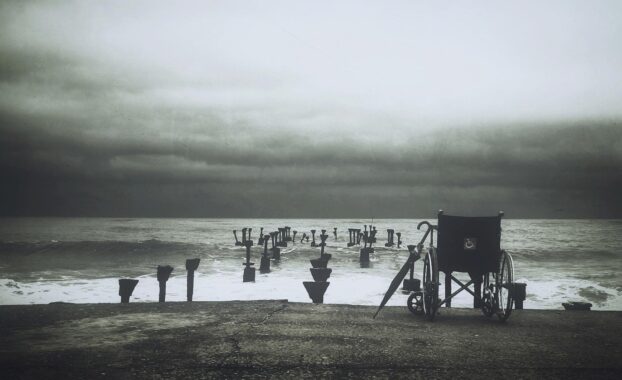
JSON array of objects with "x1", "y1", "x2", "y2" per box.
[{"x1": 1, "y1": 218, "x2": 621, "y2": 310}]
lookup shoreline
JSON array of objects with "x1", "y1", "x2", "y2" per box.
[{"x1": 1, "y1": 300, "x2": 621, "y2": 379}]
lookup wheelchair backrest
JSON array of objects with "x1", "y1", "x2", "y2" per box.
[{"x1": 437, "y1": 213, "x2": 502, "y2": 275}]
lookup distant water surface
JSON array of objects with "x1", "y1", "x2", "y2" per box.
[{"x1": 1, "y1": 218, "x2": 620, "y2": 310}]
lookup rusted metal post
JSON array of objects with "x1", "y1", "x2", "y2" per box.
[
  {"x1": 258, "y1": 227, "x2": 265, "y2": 245},
  {"x1": 513, "y1": 282, "x2": 527, "y2": 309},
  {"x1": 157, "y1": 265, "x2": 173, "y2": 303},
  {"x1": 118, "y1": 279, "x2": 139, "y2": 303},
  {"x1": 185, "y1": 258, "x2": 200, "y2": 301},
  {"x1": 260, "y1": 234, "x2": 271, "y2": 274},
  {"x1": 270, "y1": 231, "x2": 281, "y2": 260},
  {"x1": 233, "y1": 230, "x2": 242, "y2": 246},
  {"x1": 243, "y1": 239, "x2": 255, "y2": 282}
]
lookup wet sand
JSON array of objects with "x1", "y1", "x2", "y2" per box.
[{"x1": 1, "y1": 300, "x2": 621, "y2": 379}]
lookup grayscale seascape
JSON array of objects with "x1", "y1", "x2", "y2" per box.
[
  {"x1": 1, "y1": 217, "x2": 620, "y2": 309},
  {"x1": 1, "y1": 1, "x2": 622, "y2": 378}
]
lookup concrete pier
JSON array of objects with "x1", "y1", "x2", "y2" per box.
[{"x1": 1, "y1": 301, "x2": 620, "y2": 379}]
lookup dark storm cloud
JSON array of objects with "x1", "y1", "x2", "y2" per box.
[
  {"x1": 2, "y1": 107, "x2": 621, "y2": 217},
  {"x1": 1, "y1": 1, "x2": 621, "y2": 217}
]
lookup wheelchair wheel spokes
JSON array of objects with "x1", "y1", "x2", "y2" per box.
[
  {"x1": 422, "y1": 248, "x2": 439, "y2": 321},
  {"x1": 496, "y1": 250, "x2": 514, "y2": 321},
  {"x1": 481, "y1": 273, "x2": 494, "y2": 318}
]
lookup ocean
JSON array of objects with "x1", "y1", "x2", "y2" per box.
[{"x1": 1, "y1": 218, "x2": 621, "y2": 310}]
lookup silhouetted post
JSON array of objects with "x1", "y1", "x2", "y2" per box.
[
  {"x1": 360, "y1": 231, "x2": 370, "y2": 265},
  {"x1": 303, "y1": 281, "x2": 330, "y2": 303},
  {"x1": 277, "y1": 228, "x2": 287, "y2": 247},
  {"x1": 233, "y1": 230, "x2": 243, "y2": 246},
  {"x1": 157, "y1": 265, "x2": 174, "y2": 303},
  {"x1": 242, "y1": 228, "x2": 247, "y2": 244},
  {"x1": 347, "y1": 229, "x2": 354, "y2": 247},
  {"x1": 258, "y1": 227, "x2": 264, "y2": 245},
  {"x1": 360, "y1": 229, "x2": 375, "y2": 267},
  {"x1": 385, "y1": 229, "x2": 394, "y2": 247},
  {"x1": 396, "y1": 232, "x2": 402, "y2": 248},
  {"x1": 333, "y1": 227, "x2": 337, "y2": 239},
  {"x1": 300, "y1": 232, "x2": 307, "y2": 243},
  {"x1": 372, "y1": 227, "x2": 377, "y2": 243},
  {"x1": 260, "y1": 234, "x2": 271, "y2": 274},
  {"x1": 248, "y1": 228, "x2": 252, "y2": 243},
  {"x1": 186, "y1": 258, "x2": 200, "y2": 301},
  {"x1": 270, "y1": 231, "x2": 281, "y2": 260},
  {"x1": 356, "y1": 229, "x2": 362, "y2": 245},
  {"x1": 310, "y1": 229, "x2": 317, "y2": 247},
  {"x1": 285, "y1": 226, "x2": 292, "y2": 241},
  {"x1": 513, "y1": 282, "x2": 527, "y2": 309},
  {"x1": 292, "y1": 230, "x2": 297, "y2": 242},
  {"x1": 243, "y1": 240, "x2": 255, "y2": 282},
  {"x1": 319, "y1": 231, "x2": 331, "y2": 260},
  {"x1": 118, "y1": 279, "x2": 139, "y2": 303}
]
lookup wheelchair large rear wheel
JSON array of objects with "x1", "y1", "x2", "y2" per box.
[
  {"x1": 422, "y1": 248, "x2": 439, "y2": 321},
  {"x1": 496, "y1": 250, "x2": 514, "y2": 321}
]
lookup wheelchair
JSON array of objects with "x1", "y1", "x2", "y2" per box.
[{"x1": 375, "y1": 210, "x2": 520, "y2": 322}]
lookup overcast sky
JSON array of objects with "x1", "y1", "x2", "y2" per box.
[{"x1": 1, "y1": 0, "x2": 621, "y2": 218}]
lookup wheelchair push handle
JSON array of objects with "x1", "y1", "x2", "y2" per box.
[{"x1": 417, "y1": 220, "x2": 437, "y2": 247}]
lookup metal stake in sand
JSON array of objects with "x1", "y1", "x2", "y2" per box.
[
  {"x1": 243, "y1": 239, "x2": 255, "y2": 282},
  {"x1": 356, "y1": 229, "x2": 362, "y2": 245},
  {"x1": 333, "y1": 227, "x2": 337, "y2": 239},
  {"x1": 118, "y1": 279, "x2": 139, "y2": 303},
  {"x1": 310, "y1": 229, "x2": 317, "y2": 247},
  {"x1": 396, "y1": 232, "x2": 402, "y2": 248},
  {"x1": 292, "y1": 230, "x2": 297, "y2": 243},
  {"x1": 156, "y1": 265, "x2": 174, "y2": 303},
  {"x1": 260, "y1": 234, "x2": 271, "y2": 274},
  {"x1": 347, "y1": 229, "x2": 354, "y2": 247},
  {"x1": 186, "y1": 258, "x2": 200, "y2": 302},
  {"x1": 300, "y1": 233, "x2": 307, "y2": 243}
]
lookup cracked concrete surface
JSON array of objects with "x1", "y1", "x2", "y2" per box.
[{"x1": 1, "y1": 300, "x2": 621, "y2": 379}]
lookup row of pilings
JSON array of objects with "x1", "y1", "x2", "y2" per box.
[
  {"x1": 118, "y1": 258, "x2": 200, "y2": 304},
  {"x1": 118, "y1": 224, "x2": 404, "y2": 304}
]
